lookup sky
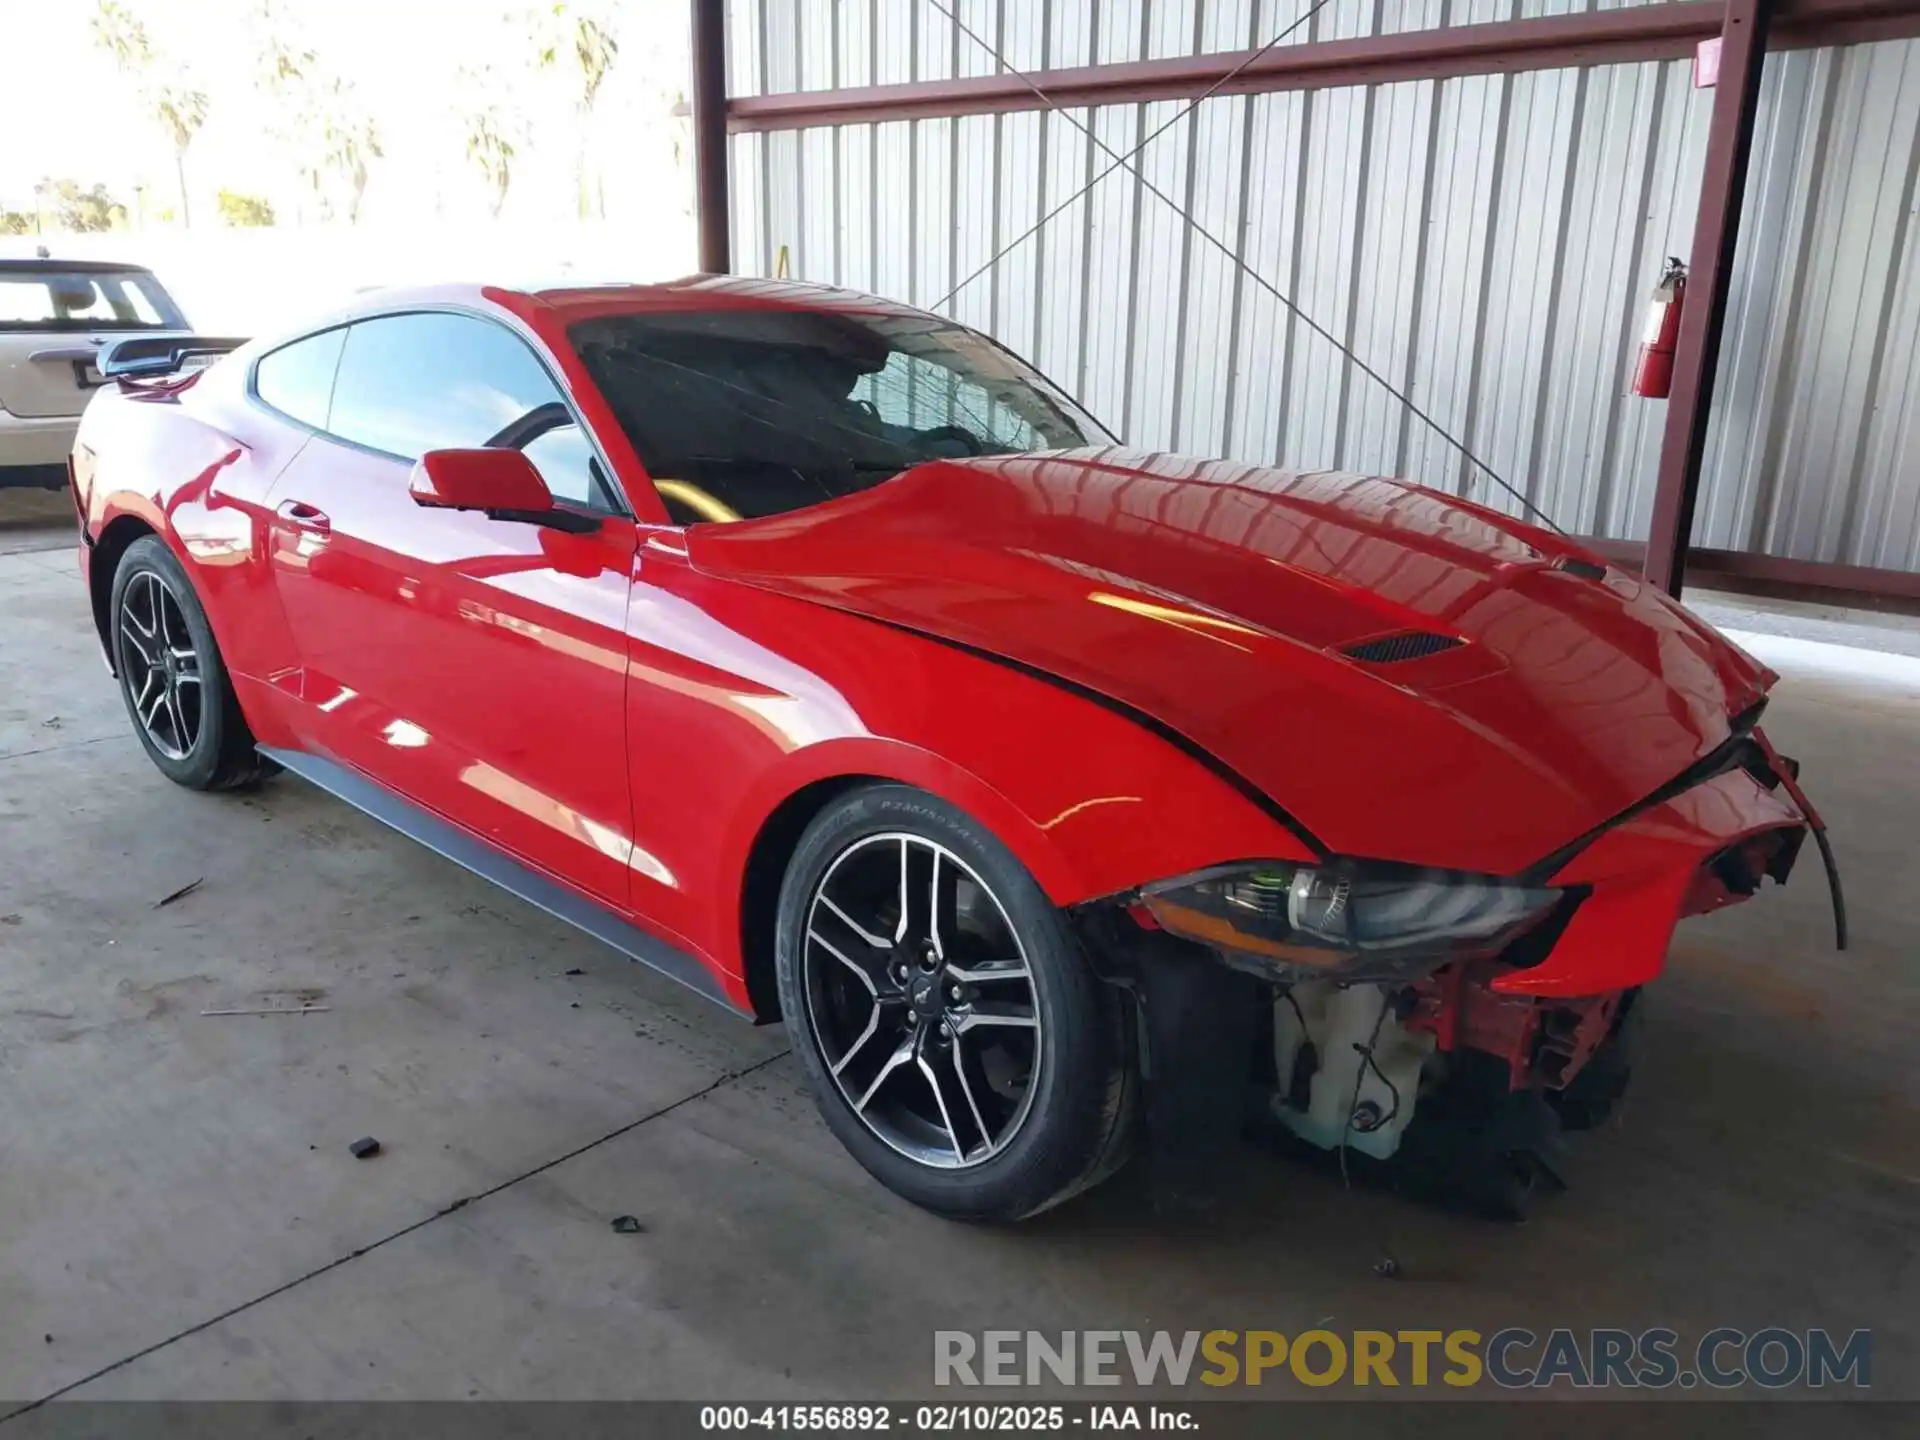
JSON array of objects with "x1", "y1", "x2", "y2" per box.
[{"x1": 0, "y1": 0, "x2": 694, "y2": 228}]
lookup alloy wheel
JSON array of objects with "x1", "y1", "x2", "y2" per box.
[
  {"x1": 802, "y1": 833, "x2": 1042, "y2": 1169},
  {"x1": 117, "y1": 569, "x2": 203, "y2": 762}
]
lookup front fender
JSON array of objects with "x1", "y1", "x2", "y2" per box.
[
  {"x1": 722, "y1": 699, "x2": 1313, "y2": 913},
  {"x1": 633, "y1": 565, "x2": 1312, "y2": 985},
  {"x1": 720, "y1": 735, "x2": 1091, "y2": 906}
]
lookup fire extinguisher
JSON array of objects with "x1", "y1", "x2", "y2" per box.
[{"x1": 1631, "y1": 256, "x2": 1687, "y2": 398}]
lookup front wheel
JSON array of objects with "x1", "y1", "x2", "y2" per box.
[
  {"x1": 775, "y1": 784, "x2": 1136, "y2": 1220},
  {"x1": 110, "y1": 535, "x2": 273, "y2": 791}
]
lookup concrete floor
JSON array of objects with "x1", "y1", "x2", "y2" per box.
[{"x1": 2, "y1": 498, "x2": 1917, "y2": 1413}]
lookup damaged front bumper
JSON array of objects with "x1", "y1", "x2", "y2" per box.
[
  {"x1": 1493, "y1": 723, "x2": 1841, "y2": 998},
  {"x1": 1072, "y1": 720, "x2": 1842, "y2": 1202}
]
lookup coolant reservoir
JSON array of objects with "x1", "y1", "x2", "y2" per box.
[{"x1": 1272, "y1": 982, "x2": 1435, "y2": 1160}]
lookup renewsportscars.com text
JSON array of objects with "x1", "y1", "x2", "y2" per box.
[{"x1": 934, "y1": 1328, "x2": 1871, "y2": 1390}]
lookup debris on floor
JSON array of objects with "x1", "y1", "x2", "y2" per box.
[
  {"x1": 564, "y1": 967, "x2": 585, "y2": 976},
  {"x1": 610, "y1": 1215, "x2": 645, "y2": 1234},
  {"x1": 200, "y1": 1004, "x2": 330, "y2": 1017},
  {"x1": 153, "y1": 877, "x2": 204, "y2": 909},
  {"x1": 349, "y1": 1137, "x2": 382, "y2": 1160}
]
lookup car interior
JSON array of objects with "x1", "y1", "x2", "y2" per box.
[{"x1": 569, "y1": 308, "x2": 1098, "y2": 526}]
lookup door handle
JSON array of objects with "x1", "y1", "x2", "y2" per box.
[{"x1": 276, "y1": 499, "x2": 331, "y2": 533}]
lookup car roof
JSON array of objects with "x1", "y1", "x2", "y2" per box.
[
  {"x1": 0, "y1": 258, "x2": 158, "y2": 275},
  {"x1": 524, "y1": 273, "x2": 928, "y2": 321},
  {"x1": 311, "y1": 273, "x2": 930, "y2": 329}
]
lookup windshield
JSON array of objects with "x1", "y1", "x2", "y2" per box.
[
  {"x1": 0, "y1": 268, "x2": 185, "y2": 332},
  {"x1": 568, "y1": 308, "x2": 1112, "y2": 525}
]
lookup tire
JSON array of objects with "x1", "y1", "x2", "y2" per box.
[
  {"x1": 776, "y1": 783, "x2": 1136, "y2": 1221},
  {"x1": 110, "y1": 535, "x2": 274, "y2": 791}
]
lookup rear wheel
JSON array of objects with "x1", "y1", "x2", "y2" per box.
[
  {"x1": 776, "y1": 784, "x2": 1136, "y2": 1220},
  {"x1": 111, "y1": 536, "x2": 272, "y2": 791}
]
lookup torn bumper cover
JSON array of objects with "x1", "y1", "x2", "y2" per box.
[
  {"x1": 1098, "y1": 722, "x2": 1839, "y2": 1004},
  {"x1": 1493, "y1": 723, "x2": 1841, "y2": 998}
]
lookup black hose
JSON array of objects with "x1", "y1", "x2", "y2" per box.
[{"x1": 1812, "y1": 826, "x2": 1848, "y2": 951}]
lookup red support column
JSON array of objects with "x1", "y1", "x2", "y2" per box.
[
  {"x1": 1645, "y1": 0, "x2": 1775, "y2": 597},
  {"x1": 691, "y1": 0, "x2": 731, "y2": 274}
]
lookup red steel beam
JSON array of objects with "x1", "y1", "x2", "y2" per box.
[
  {"x1": 726, "y1": 0, "x2": 1920, "y2": 133},
  {"x1": 730, "y1": 3, "x2": 1718, "y2": 130},
  {"x1": 1645, "y1": 0, "x2": 1775, "y2": 596},
  {"x1": 1775, "y1": 0, "x2": 1920, "y2": 44},
  {"x1": 691, "y1": 0, "x2": 731, "y2": 273}
]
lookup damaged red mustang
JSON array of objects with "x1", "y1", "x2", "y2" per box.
[{"x1": 68, "y1": 277, "x2": 1843, "y2": 1221}]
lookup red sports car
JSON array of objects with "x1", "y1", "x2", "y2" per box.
[{"x1": 69, "y1": 277, "x2": 1835, "y2": 1220}]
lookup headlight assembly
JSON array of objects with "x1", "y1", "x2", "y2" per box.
[{"x1": 1137, "y1": 861, "x2": 1564, "y2": 980}]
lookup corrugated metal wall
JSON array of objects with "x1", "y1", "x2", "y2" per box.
[{"x1": 728, "y1": 1, "x2": 1920, "y2": 570}]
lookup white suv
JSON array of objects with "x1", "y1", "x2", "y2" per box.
[{"x1": 1, "y1": 257, "x2": 191, "y2": 490}]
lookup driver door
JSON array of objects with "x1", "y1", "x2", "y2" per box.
[{"x1": 262, "y1": 310, "x2": 637, "y2": 909}]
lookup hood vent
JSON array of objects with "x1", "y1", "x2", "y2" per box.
[
  {"x1": 1554, "y1": 556, "x2": 1608, "y2": 581},
  {"x1": 1342, "y1": 631, "x2": 1464, "y2": 664}
]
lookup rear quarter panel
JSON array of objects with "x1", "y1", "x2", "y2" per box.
[{"x1": 75, "y1": 351, "x2": 307, "y2": 734}]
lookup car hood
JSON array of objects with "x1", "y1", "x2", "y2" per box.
[{"x1": 685, "y1": 449, "x2": 1775, "y2": 875}]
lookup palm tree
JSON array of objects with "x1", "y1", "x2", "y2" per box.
[
  {"x1": 246, "y1": 4, "x2": 385, "y2": 225},
  {"x1": 152, "y1": 85, "x2": 209, "y2": 227},
  {"x1": 251, "y1": 0, "x2": 326, "y2": 221},
  {"x1": 92, "y1": 1, "x2": 209, "y2": 226},
  {"x1": 90, "y1": 0, "x2": 152, "y2": 71},
  {"x1": 464, "y1": 106, "x2": 518, "y2": 220},
  {"x1": 311, "y1": 79, "x2": 383, "y2": 223},
  {"x1": 329, "y1": 109, "x2": 384, "y2": 224},
  {"x1": 533, "y1": 3, "x2": 619, "y2": 219},
  {"x1": 254, "y1": 0, "x2": 316, "y2": 96}
]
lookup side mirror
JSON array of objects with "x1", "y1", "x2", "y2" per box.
[{"x1": 408, "y1": 449, "x2": 597, "y2": 533}]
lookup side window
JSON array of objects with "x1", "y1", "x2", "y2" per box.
[
  {"x1": 519, "y1": 421, "x2": 599, "y2": 507},
  {"x1": 254, "y1": 328, "x2": 347, "y2": 430},
  {"x1": 852, "y1": 352, "x2": 1040, "y2": 451},
  {"x1": 328, "y1": 312, "x2": 611, "y2": 509}
]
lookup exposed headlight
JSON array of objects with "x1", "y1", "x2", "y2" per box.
[{"x1": 1137, "y1": 861, "x2": 1563, "y2": 980}]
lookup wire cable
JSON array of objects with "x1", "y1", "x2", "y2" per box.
[
  {"x1": 932, "y1": 0, "x2": 1336, "y2": 314},
  {"x1": 1341, "y1": 989, "x2": 1404, "y2": 1278},
  {"x1": 922, "y1": 0, "x2": 1563, "y2": 533}
]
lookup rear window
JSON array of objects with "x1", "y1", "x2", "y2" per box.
[{"x1": 0, "y1": 269, "x2": 184, "y2": 332}]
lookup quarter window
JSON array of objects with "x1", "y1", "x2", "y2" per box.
[{"x1": 254, "y1": 327, "x2": 346, "y2": 430}]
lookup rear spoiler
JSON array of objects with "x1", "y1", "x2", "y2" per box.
[{"x1": 100, "y1": 334, "x2": 249, "y2": 381}]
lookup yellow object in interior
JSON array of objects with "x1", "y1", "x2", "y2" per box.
[{"x1": 652, "y1": 479, "x2": 743, "y2": 524}]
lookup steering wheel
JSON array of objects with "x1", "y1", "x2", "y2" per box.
[{"x1": 917, "y1": 425, "x2": 983, "y2": 456}]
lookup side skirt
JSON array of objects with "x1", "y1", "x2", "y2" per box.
[{"x1": 259, "y1": 747, "x2": 749, "y2": 1018}]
